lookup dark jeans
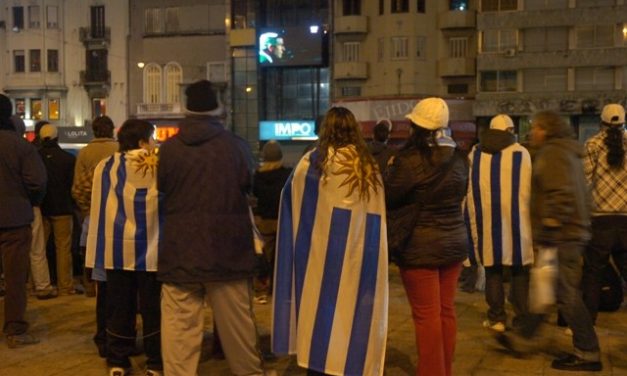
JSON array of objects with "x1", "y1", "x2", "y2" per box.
[
  {"x1": 485, "y1": 265, "x2": 529, "y2": 327},
  {"x1": 0, "y1": 226, "x2": 31, "y2": 335},
  {"x1": 94, "y1": 280, "x2": 107, "y2": 350},
  {"x1": 582, "y1": 215, "x2": 627, "y2": 324},
  {"x1": 106, "y1": 270, "x2": 162, "y2": 370},
  {"x1": 519, "y1": 242, "x2": 599, "y2": 354}
]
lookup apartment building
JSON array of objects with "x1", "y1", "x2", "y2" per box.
[
  {"x1": 128, "y1": 0, "x2": 228, "y2": 142},
  {"x1": 331, "y1": 0, "x2": 477, "y2": 146},
  {"x1": 0, "y1": 0, "x2": 128, "y2": 129},
  {"x1": 475, "y1": 0, "x2": 627, "y2": 140}
]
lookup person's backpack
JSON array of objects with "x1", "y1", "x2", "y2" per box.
[{"x1": 598, "y1": 263, "x2": 624, "y2": 312}]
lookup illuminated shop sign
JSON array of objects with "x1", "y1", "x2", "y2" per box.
[{"x1": 259, "y1": 120, "x2": 317, "y2": 141}]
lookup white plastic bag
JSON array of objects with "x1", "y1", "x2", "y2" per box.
[
  {"x1": 529, "y1": 246, "x2": 558, "y2": 313},
  {"x1": 249, "y1": 207, "x2": 265, "y2": 255}
]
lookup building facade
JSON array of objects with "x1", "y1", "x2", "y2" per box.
[
  {"x1": 475, "y1": 0, "x2": 627, "y2": 140},
  {"x1": 0, "y1": 0, "x2": 128, "y2": 129}
]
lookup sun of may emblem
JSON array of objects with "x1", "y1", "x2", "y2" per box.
[
  {"x1": 332, "y1": 147, "x2": 381, "y2": 201},
  {"x1": 129, "y1": 149, "x2": 158, "y2": 178}
]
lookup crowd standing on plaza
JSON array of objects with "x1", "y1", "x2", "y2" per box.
[{"x1": 1, "y1": 83, "x2": 627, "y2": 376}]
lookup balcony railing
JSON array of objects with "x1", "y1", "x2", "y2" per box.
[
  {"x1": 79, "y1": 27, "x2": 111, "y2": 44},
  {"x1": 334, "y1": 16, "x2": 368, "y2": 34},
  {"x1": 439, "y1": 10, "x2": 476, "y2": 29},
  {"x1": 80, "y1": 70, "x2": 111, "y2": 85},
  {"x1": 438, "y1": 57, "x2": 476, "y2": 77},
  {"x1": 137, "y1": 103, "x2": 182, "y2": 115},
  {"x1": 334, "y1": 62, "x2": 368, "y2": 80}
]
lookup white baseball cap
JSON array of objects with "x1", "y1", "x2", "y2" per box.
[
  {"x1": 601, "y1": 104, "x2": 625, "y2": 126},
  {"x1": 490, "y1": 114, "x2": 514, "y2": 131}
]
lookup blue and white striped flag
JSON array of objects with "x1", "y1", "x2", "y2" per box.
[
  {"x1": 272, "y1": 147, "x2": 388, "y2": 376},
  {"x1": 466, "y1": 144, "x2": 533, "y2": 267},
  {"x1": 85, "y1": 149, "x2": 160, "y2": 272}
]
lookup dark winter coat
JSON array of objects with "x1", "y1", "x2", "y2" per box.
[
  {"x1": 39, "y1": 140, "x2": 76, "y2": 216},
  {"x1": 253, "y1": 166, "x2": 292, "y2": 220},
  {"x1": 368, "y1": 141, "x2": 396, "y2": 175},
  {"x1": 0, "y1": 129, "x2": 47, "y2": 228},
  {"x1": 385, "y1": 146, "x2": 469, "y2": 268},
  {"x1": 531, "y1": 138, "x2": 591, "y2": 246},
  {"x1": 157, "y1": 115, "x2": 257, "y2": 283}
]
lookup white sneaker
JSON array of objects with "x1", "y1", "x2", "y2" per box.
[
  {"x1": 109, "y1": 367, "x2": 130, "y2": 376},
  {"x1": 483, "y1": 320, "x2": 506, "y2": 333}
]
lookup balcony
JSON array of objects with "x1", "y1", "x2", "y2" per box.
[
  {"x1": 79, "y1": 27, "x2": 111, "y2": 48},
  {"x1": 80, "y1": 70, "x2": 110, "y2": 98},
  {"x1": 439, "y1": 10, "x2": 476, "y2": 29},
  {"x1": 334, "y1": 62, "x2": 368, "y2": 80},
  {"x1": 438, "y1": 57, "x2": 476, "y2": 77},
  {"x1": 334, "y1": 16, "x2": 368, "y2": 34},
  {"x1": 136, "y1": 103, "x2": 182, "y2": 117}
]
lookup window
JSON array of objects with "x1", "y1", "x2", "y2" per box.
[
  {"x1": 47, "y1": 6, "x2": 58, "y2": 28},
  {"x1": 575, "y1": 67, "x2": 614, "y2": 91},
  {"x1": 145, "y1": 8, "x2": 163, "y2": 33},
  {"x1": 13, "y1": 7, "x2": 24, "y2": 30},
  {"x1": 15, "y1": 99, "x2": 26, "y2": 118},
  {"x1": 391, "y1": 37, "x2": 409, "y2": 59},
  {"x1": 450, "y1": 0, "x2": 469, "y2": 10},
  {"x1": 31, "y1": 99, "x2": 43, "y2": 120},
  {"x1": 481, "y1": 0, "x2": 517, "y2": 11},
  {"x1": 341, "y1": 87, "x2": 361, "y2": 97},
  {"x1": 207, "y1": 61, "x2": 227, "y2": 82},
  {"x1": 343, "y1": 0, "x2": 361, "y2": 15},
  {"x1": 342, "y1": 42, "x2": 360, "y2": 62},
  {"x1": 14, "y1": 50, "x2": 25, "y2": 73},
  {"x1": 481, "y1": 29, "x2": 517, "y2": 53},
  {"x1": 576, "y1": 25, "x2": 614, "y2": 48},
  {"x1": 165, "y1": 63, "x2": 182, "y2": 104},
  {"x1": 480, "y1": 70, "x2": 517, "y2": 92},
  {"x1": 523, "y1": 68, "x2": 567, "y2": 92},
  {"x1": 47, "y1": 50, "x2": 59, "y2": 72},
  {"x1": 165, "y1": 7, "x2": 179, "y2": 33},
  {"x1": 577, "y1": 0, "x2": 615, "y2": 7},
  {"x1": 449, "y1": 37, "x2": 468, "y2": 58},
  {"x1": 144, "y1": 64, "x2": 162, "y2": 104},
  {"x1": 448, "y1": 84, "x2": 468, "y2": 94},
  {"x1": 93, "y1": 99, "x2": 107, "y2": 117},
  {"x1": 30, "y1": 50, "x2": 41, "y2": 72},
  {"x1": 523, "y1": 27, "x2": 568, "y2": 52},
  {"x1": 416, "y1": 36, "x2": 426, "y2": 59},
  {"x1": 391, "y1": 0, "x2": 409, "y2": 13},
  {"x1": 379, "y1": 0, "x2": 385, "y2": 14},
  {"x1": 48, "y1": 99, "x2": 60, "y2": 120},
  {"x1": 623, "y1": 66, "x2": 627, "y2": 90},
  {"x1": 524, "y1": 0, "x2": 568, "y2": 10},
  {"x1": 91, "y1": 6, "x2": 106, "y2": 38},
  {"x1": 378, "y1": 38, "x2": 385, "y2": 62},
  {"x1": 28, "y1": 6, "x2": 40, "y2": 28},
  {"x1": 623, "y1": 23, "x2": 627, "y2": 45},
  {"x1": 417, "y1": 0, "x2": 425, "y2": 13},
  {"x1": 87, "y1": 50, "x2": 108, "y2": 81}
]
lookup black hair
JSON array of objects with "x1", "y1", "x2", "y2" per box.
[
  {"x1": 604, "y1": 125, "x2": 625, "y2": 168},
  {"x1": 92, "y1": 115, "x2": 115, "y2": 138},
  {"x1": 117, "y1": 119, "x2": 154, "y2": 152},
  {"x1": 403, "y1": 123, "x2": 437, "y2": 164},
  {"x1": 373, "y1": 122, "x2": 390, "y2": 143}
]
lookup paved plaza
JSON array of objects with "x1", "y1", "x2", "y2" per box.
[{"x1": 2, "y1": 265, "x2": 627, "y2": 375}]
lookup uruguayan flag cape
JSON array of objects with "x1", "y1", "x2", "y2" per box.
[
  {"x1": 466, "y1": 143, "x2": 533, "y2": 267},
  {"x1": 85, "y1": 149, "x2": 160, "y2": 272},
  {"x1": 272, "y1": 147, "x2": 388, "y2": 376}
]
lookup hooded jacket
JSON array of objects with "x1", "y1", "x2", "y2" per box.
[
  {"x1": 385, "y1": 146, "x2": 469, "y2": 268},
  {"x1": 157, "y1": 115, "x2": 257, "y2": 283},
  {"x1": 531, "y1": 138, "x2": 590, "y2": 245}
]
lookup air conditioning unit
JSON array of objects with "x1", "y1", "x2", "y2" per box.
[{"x1": 504, "y1": 48, "x2": 516, "y2": 57}]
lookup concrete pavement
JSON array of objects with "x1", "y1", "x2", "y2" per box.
[{"x1": 2, "y1": 265, "x2": 627, "y2": 375}]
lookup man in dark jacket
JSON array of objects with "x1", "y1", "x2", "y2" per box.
[
  {"x1": 38, "y1": 124, "x2": 77, "y2": 295},
  {"x1": 158, "y1": 80, "x2": 265, "y2": 376},
  {"x1": 0, "y1": 94, "x2": 47, "y2": 348},
  {"x1": 498, "y1": 111, "x2": 601, "y2": 372},
  {"x1": 367, "y1": 119, "x2": 395, "y2": 174}
]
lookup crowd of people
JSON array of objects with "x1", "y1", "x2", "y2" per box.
[{"x1": 0, "y1": 83, "x2": 626, "y2": 376}]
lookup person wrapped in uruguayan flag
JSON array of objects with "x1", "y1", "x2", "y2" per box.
[
  {"x1": 85, "y1": 120, "x2": 164, "y2": 374},
  {"x1": 465, "y1": 114, "x2": 534, "y2": 330},
  {"x1": 272, "y1": 107, "x2": 389, "y2": 376}
]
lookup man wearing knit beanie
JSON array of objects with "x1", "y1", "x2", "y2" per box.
[{"x1": 0, "y1": 93, "x2": 47, "y2": 348}]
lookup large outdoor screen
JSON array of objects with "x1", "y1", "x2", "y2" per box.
[{"x1": 258, "y1": 26, "x2": 324, "y2": 67}]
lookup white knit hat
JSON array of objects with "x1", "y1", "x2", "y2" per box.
[
  {"x1": 601, "y1": 104, "x2": 625, "y2": 126},
  {"x1": 405, "y1": 97, "x2": 449, "y2": 130},
  {"x1": 490, "y1": 114, "x2": 514, "y2": 131}
]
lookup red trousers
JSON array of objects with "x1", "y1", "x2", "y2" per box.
[{"x1": 400, "y1": 262, "x2": 462, "y2": 376}]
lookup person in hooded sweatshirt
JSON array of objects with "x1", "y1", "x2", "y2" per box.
[
  {"x1": 466, "y1": 114, "x2": 533, "y2": 334},
  {"x1": 157, "y1": 80, "x2": 265, "y2": 376},
  {"x1": 497, "y1": 110, "x2": 601, "y2": 372},
  {"x1": 367, "y1": 120, "x2": 395, "y2": 175}
]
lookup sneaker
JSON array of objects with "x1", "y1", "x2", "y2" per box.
[
  {"x1": 145, "y1": 370, "x2": 162, "y2": 376},
  {"x1": 551, "y1": 354, "x2": 602, "y2": 371},
  {"x1": 6, "y1": 333, "x2": 40, "y2": 349},
  {"x1": 108, "y1": 367, "x2": 131, "y2": 376},
  {"x1": 36, "y1": 290, "x2": 58, "y2": 300},
  {"x1": 483, "y1": 320, "x2": 506, "y2": 333}
]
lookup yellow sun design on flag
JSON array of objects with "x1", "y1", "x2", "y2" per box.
[
  {"x1": 332, "y1": 147, "x2": 381, "y2": 201},
  {"x1": 129, "y1": 149, "x2": 159, "y2": 178}
]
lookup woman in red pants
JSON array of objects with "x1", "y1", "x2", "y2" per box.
[{"x1": 384, "y1": 98, "x2": 469, "y2": 376}]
